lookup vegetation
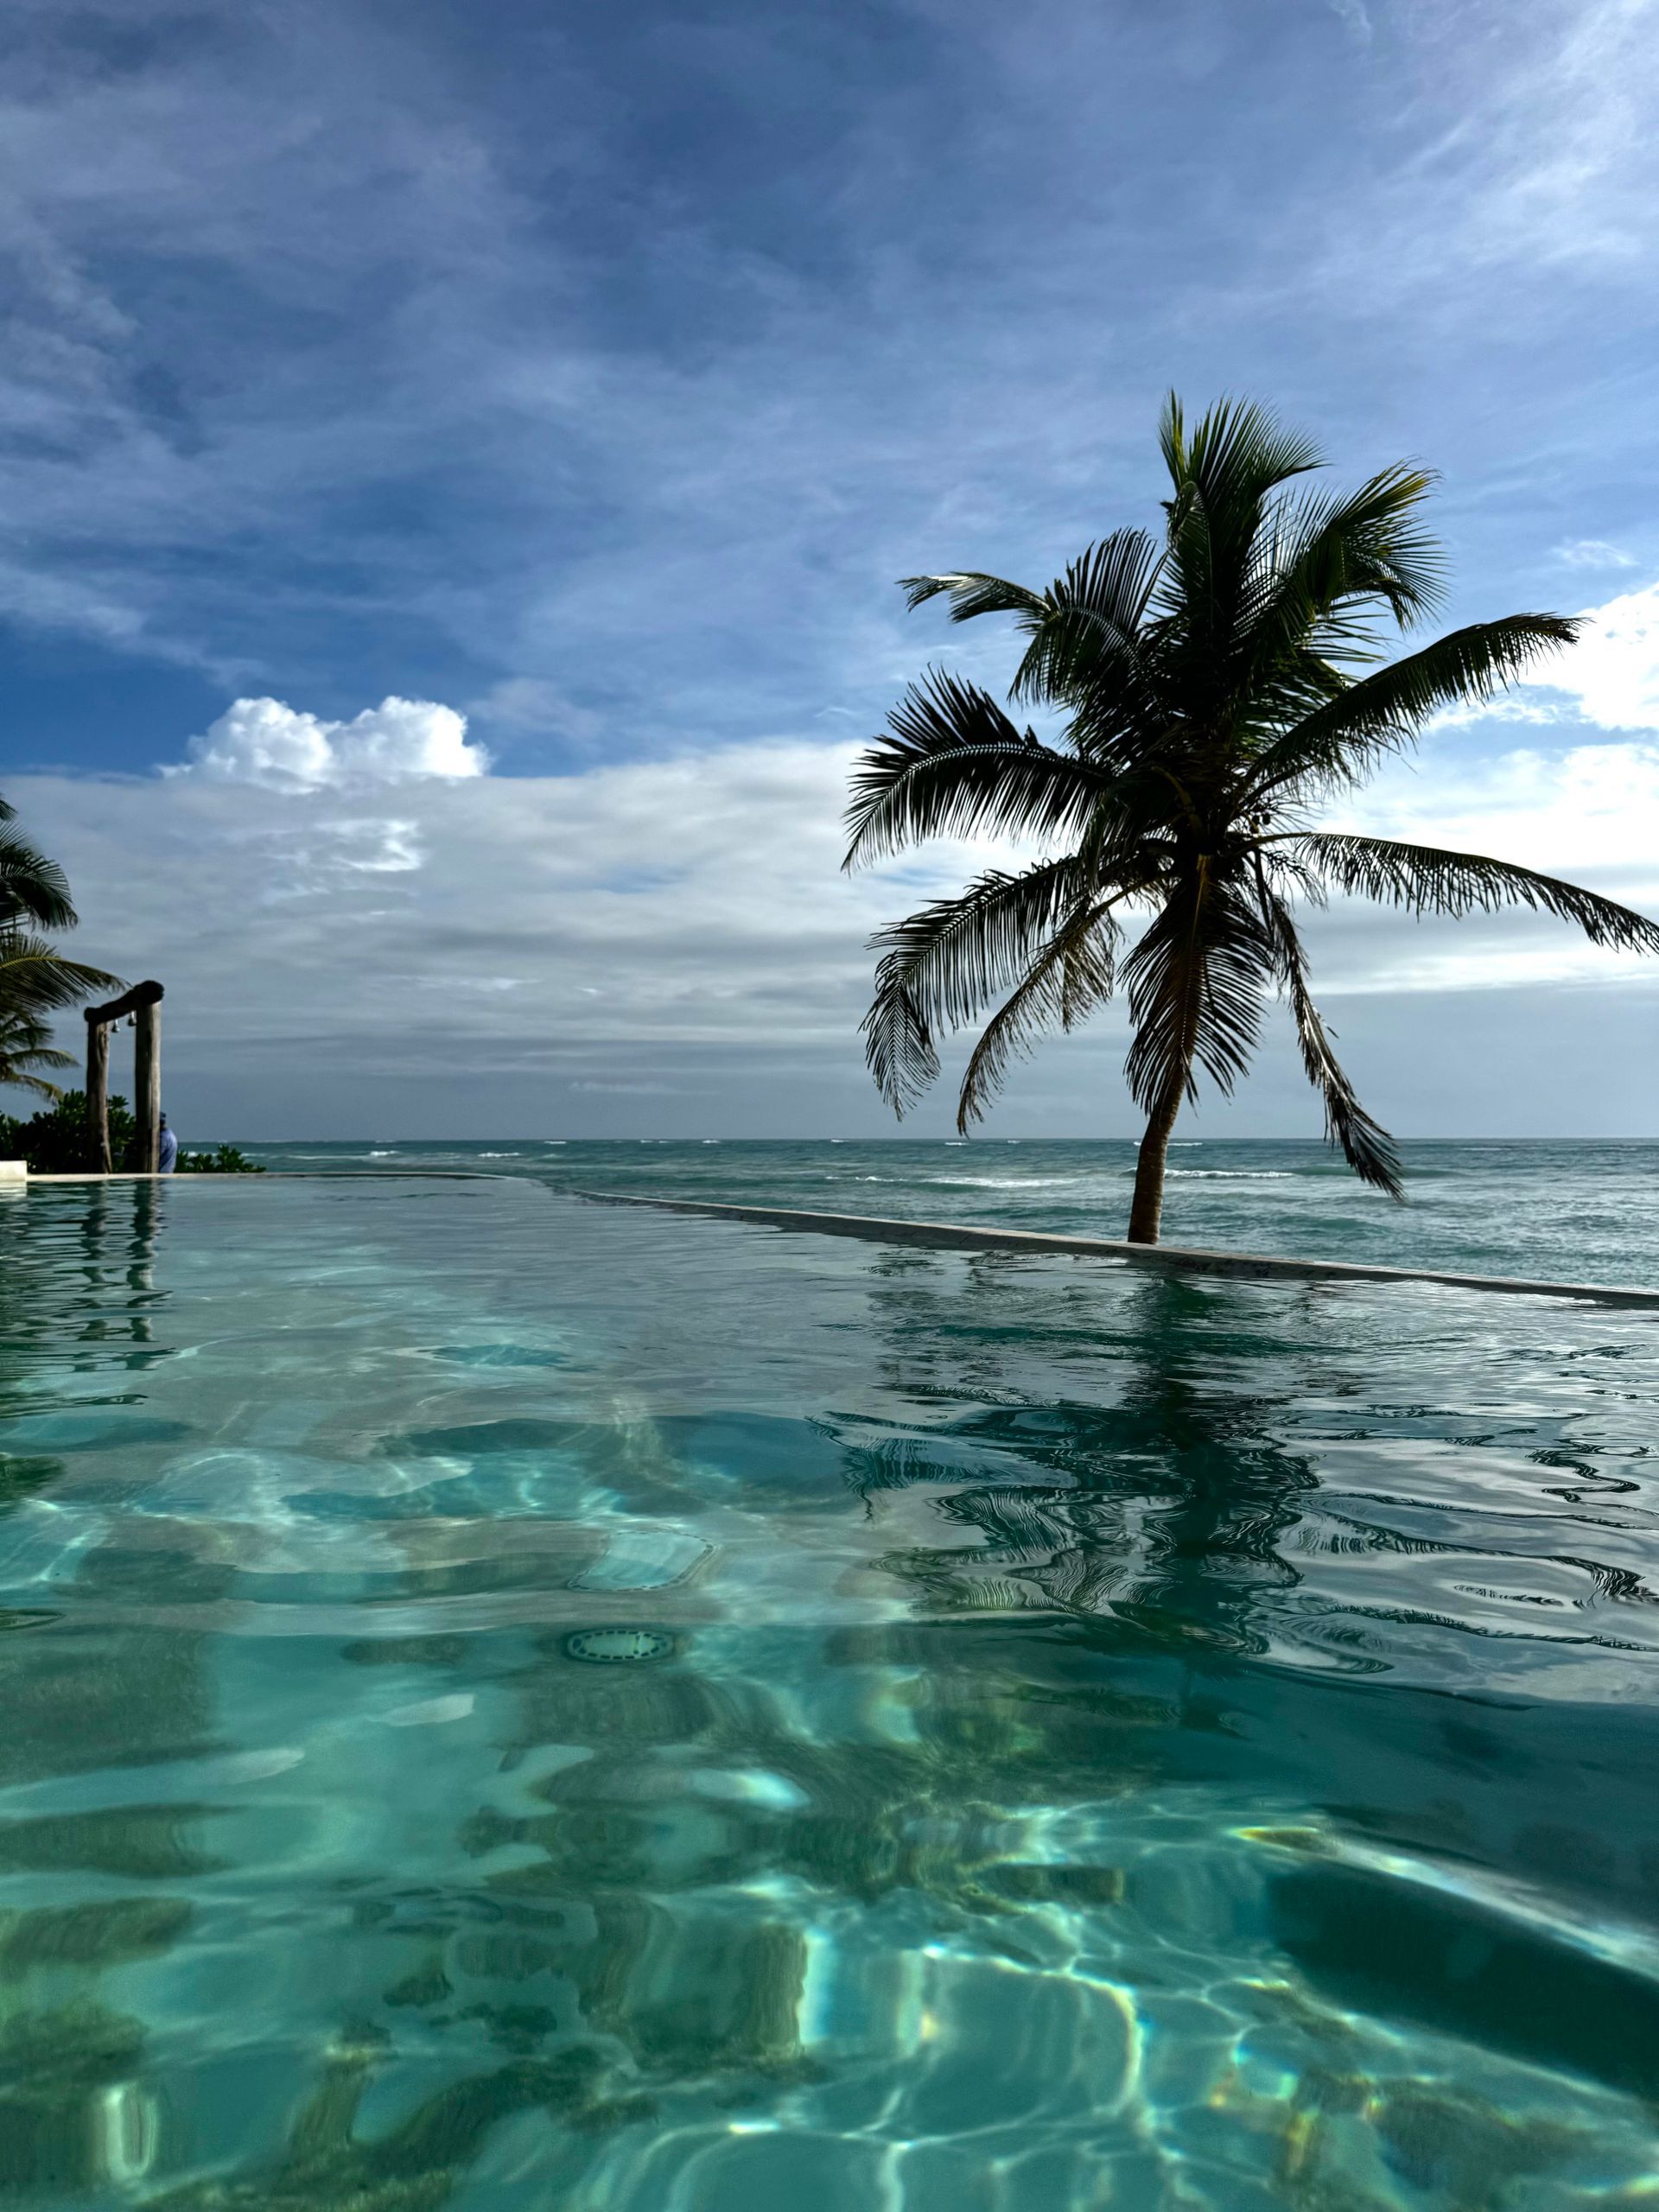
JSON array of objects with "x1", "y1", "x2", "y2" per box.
[
  {"x1": 175, "y1": 1142, "x2": 264, "y2": 1174},
  {"x1": 0, "y1": 796, "x2": 117, "y2": 1059},
  {"x1": 0, "y1": 1094, "x2": 264, "y2": 1173},
  {"x1": 848, "y1": 395, "x2": 1659, "y2": 1242},
  {"x1": 0, "y1": 1092, "x2": 134, "y2": 1173},
  {"x1": 0, "y1": 1012, "x2": 73, "y2": 1104}
]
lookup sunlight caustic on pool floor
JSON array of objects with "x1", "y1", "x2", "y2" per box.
[{"x1": 2, "y1": 1178, "x2": 1658, "y2": 2209}]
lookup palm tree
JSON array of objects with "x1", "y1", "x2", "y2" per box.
[
  {"x1": 0, "y1": 1011, "x2": 73, "y2": 1103},
  {"x1": 846, "y1": 396, "x2": 1659, "y2": 1243},
  {"x1": 0, "y1": 794, "x2": 118, "y2": 1046}
]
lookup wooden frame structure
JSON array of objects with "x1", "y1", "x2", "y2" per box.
[{"x1": 85, "y1": 981, "x2": 164, "y2": 1175}]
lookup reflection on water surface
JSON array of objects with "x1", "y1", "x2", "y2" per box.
[{"x1": 1, "y1": 1179, "x2": 1657, "y2": 2209}]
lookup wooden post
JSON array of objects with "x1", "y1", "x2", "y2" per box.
[
  {"x1": 83, "y1": 982, "x2": 164, "y2": 1175},
  {"x1": 85, "y1": 1014, "x2": 111, "y2": 1175},
  {"x1": 133, "y1": 1001, "x2": 161, "y2": 1175}
]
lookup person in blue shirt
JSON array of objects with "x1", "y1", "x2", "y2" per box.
[{"x1": 157, "y1": 1114, "x2": 178, "y2": 1175}]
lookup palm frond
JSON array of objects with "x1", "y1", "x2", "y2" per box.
[
  {"x1": 1248, "y1": 617, "x2": 1580, "y2": 802},
  {"x1": 861, "y1": 856, "x2": 1090, "y2": 1113},
  {"x1": 899, "y1": 571, "x2": 1050, "y2": 623},
  {"x1": 897, "y1": 544, "x2": 1165, "y2": 751},
  {"x1": 0, "y1": 1010, "x2": 74, "y2": 1103},
  {"x1": 1155, "y1": 397, "x2": 1329, "y2": 728},
  {"x1": 1257, "y1": 877, "x2": 1403, "y2": 1198},
  {"x1": 0, "y1": 1057, "x2": 73, "y2": 1102},
  {"x1": 2, "y1": 1073, "x2": 67, "y2": 1103},
  {"x1": 1003, "y1": 532, "x2": 1164, "y2": 703},
  {"x1": 1256, "y1": 842, "x2": 1328, "y2": 904},
  {"x1": 843, "y1": 670, "x2": 1110, "y2": 867},
  {"x1": 1298, "y1": 834, "x2": 1659, "y2": 951},
  {"x1": 1160, "y1": 393, "x2": 1325, "y2": 513},
  {"x1": 1249, "y1": 463, "x2": 1444, "y2": 648},
  {"x1": 0, "y1": 828, "x2": 77, "y2": 930},
  {"x1": 0, "y1": 931, "x2": 121, "y2": 1017},
  {"x1": 957, "y1": 902, "x2": 1120, "y2": 1131},
  {"x1": 1122, "y1": 868, "x2": 1273, "y2": 1113}
]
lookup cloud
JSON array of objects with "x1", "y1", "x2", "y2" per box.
[
  {"x1": 9, "y1": 0, "x2": 1659, "y2": 794},
  {"x1": 13, "y1": 739, "x2": 895, "y2": 1077},
  {"x1": 1313, "y1": 734, "x2": 1659, "y2": 993},
  {"x1": 569, "y1": 1079, "x2": 685, "y2": 1095},
  {"x1": 1344, "y1": 734, "x2": 1659, "y2": 880},
  {"x1": 1433, "y1": 576, "x2": 1659, "y2": 735},
  {"x1": 174, "y1": 696, "x2": 489, "y2": 791},
  {"x1": 1546, "y1": 581, "x2": 1659, "y2": 730},
  {"x1": 1388, "y1": 0, "x2": 1659, "y2": 274},
  {"x1": 1325, "y1": 0, "x2": 1373, "y2": 44},
  {"x1": 469, "y1": 679, "x2": 604, "y2": 747},
  {"x1": 1554, "y1": 538, "x2": 1638, "y2": 569},
  {"x1": 11, "y1": 718, "x2": 1659, "y2": 1140}
]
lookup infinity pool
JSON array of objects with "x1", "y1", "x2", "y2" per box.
[{"x1": 3, "y1": 1177, "x2": 1658, "y2": 2209}]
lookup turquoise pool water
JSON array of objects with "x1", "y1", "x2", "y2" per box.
[{"x1": 3, "y1": 1176, "x2": 1659, "y2": 2208}]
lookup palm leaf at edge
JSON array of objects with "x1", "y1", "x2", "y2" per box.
[
  {"x1": 1246, "y1": 615, "x2": 1580, "y2": 801},
  {"x1": 861, "y1": 857, "x2": 1089, "y2": 1114},
  {"x1": 0, "y1": 932, "x2": 123, "y2": 1015},
  {"x1": 1297, "y1": 835, "x2": 1659, "y2": 951},
  {"x1": 0, "y1": 829, "x2": 78, "y2": 931},
  {"x1": 1256, "y1": 876, "x2": 1403, "y2": 1198},
  {"x1": 842, "y1": 669, "x2": 1113, "y2": 868}
]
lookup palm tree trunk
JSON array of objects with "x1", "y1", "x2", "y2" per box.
[{"x1": 1127, "y1": 1073, "x2": 1184, "y2": 1244}]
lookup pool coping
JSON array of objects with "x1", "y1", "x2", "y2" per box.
[{"x1": 575, "y1": 1189, "x2": 1659, "y2": 1310}]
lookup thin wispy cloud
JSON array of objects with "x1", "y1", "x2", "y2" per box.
[
  {"x1": 1325, "y1": 0, "x2": 1374, "y2": 45},
  {"x1": 1554, "y1": 538, "x2": 1639, "y2": 569},
  {"x1": 4, "y1": 0, "x2": 1658, "y2": 760}
]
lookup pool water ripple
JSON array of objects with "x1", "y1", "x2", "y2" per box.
[{"x1": 1, "y1": 1178, "x2": 1658, "y2": 2208}]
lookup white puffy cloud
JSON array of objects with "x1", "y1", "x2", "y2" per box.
[
  {"x1": 175, "y1": 696, "x2": 489, "y2": 791},
  {"x1": 1546, "y1": 581, "x2": 1659, "y2": 731},
  {"x1": 1440, "y1": 577, "x2": 1659, "y2": 736}
]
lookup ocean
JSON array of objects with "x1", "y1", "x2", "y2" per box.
[{"x1": 236, "y1": 1135, "x2": 1659, "y2": 1287}]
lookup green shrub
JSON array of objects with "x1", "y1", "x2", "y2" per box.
[
  {"x1": 0, "y1": 1095, "x2": 264, "y2": 1173},
  {"x1": 176, "y1": 1144, "x2": 264, "y2": 1174},
  {"x1": 0, "y1": 1092, "x2": 136, "y2": 1173}
]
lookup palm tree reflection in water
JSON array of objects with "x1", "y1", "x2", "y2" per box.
[{"x1": 844, "y1": 1256, "x2": 1321, "y2": 1658}]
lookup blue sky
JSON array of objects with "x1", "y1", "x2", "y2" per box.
[{"x1": 5, "y1": 0, "x2": 1659, "y2": 1137}]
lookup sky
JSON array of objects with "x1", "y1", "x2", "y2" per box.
[{"x1": 3, "y1": 0, "x2": 1659, "y2": 1139}]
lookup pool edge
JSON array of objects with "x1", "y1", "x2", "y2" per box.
[{"x1": 574, "y1": 1189, "x2": 1659, "y2": 1310}]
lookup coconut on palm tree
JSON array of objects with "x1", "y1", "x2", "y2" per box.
[{"x1": 846, "y1": 396, "x2": 1659, "y2": 1244}]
